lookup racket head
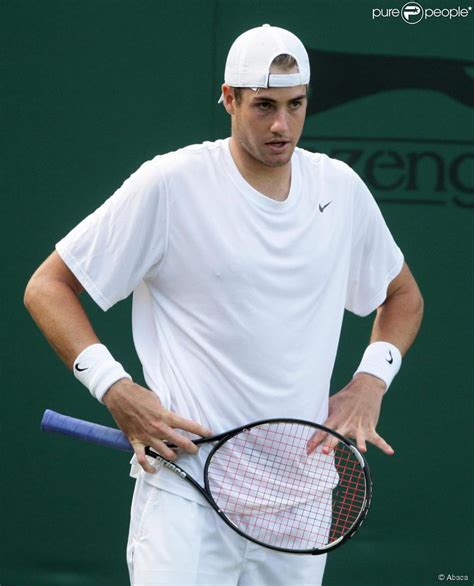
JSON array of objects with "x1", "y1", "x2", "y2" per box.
[{"x1": 203, "y1": 418, "x2": 372, "y2": 555}]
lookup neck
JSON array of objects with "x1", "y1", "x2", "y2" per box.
[{"x1": 229, "y1": 137, "x2": 292, "y2": 202}]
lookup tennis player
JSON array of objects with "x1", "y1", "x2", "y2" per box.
[{"x1": 25, "y1": 24, "x2": 423, "y2": 586}]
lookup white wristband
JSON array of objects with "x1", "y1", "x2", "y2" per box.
[
  {"x1": 354, "y1": 341, "x2": 402, "y2": 392},
  {"x1": 73, "y1": 343, "x2": 132, "y2": 403}
]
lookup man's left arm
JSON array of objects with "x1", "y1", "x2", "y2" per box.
[{"x1": 309, "y1": 262, "x2": 423, "y2": 456}]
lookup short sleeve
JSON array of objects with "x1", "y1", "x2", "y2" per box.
[
  {"x1": 56, "y1": 158, "x2": 169, "y2": 311},
  {"x1": 345, "y1": 171, "x2": 404, "y2": 317}
]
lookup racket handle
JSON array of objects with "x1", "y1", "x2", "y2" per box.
[{"x1": 41, "y1": 409, "x2": 132, "y2": 452}]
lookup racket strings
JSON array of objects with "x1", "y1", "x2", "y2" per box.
[
  {"x1": 329, "y1": 447, "x2": 366, "y2": 542},
  {"x1": 207, "y1": 422, "x2": 367, "y2": 551}
]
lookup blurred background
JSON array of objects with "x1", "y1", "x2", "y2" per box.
[{"x1": 1, "y1": 0, "x2": 472, "y2": 584}]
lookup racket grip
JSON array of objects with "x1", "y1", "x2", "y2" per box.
[{"x1": 41, "y1": 409, "x2": 133, "y2": 452}]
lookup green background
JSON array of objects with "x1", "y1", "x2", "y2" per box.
[{"x1": 2, "y1": 1, "x2": 472, "y2": 584}]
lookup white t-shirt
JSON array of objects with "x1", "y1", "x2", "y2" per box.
[{"x1": 56, "y1": 138, "x2": 403, "y2": 500}]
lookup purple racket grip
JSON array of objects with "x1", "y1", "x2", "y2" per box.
[{"x1": 41, "y1": 409, "x2": 132, "y2": 452}]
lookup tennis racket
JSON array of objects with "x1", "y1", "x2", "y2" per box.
[{"x1": 41, "y1": 409, "x2": 372, "y2": 555}]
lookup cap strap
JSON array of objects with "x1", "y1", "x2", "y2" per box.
[{"x1": 267, "y1": 73, "x2": 305, "y2": 87}]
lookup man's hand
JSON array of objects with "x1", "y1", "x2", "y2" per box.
[
  {"x1": 307, "y1": 373, "x2": 394, "y2": 456},
  {"x1": 103, "y1": 379, "x2": 212, "y2": 474}
]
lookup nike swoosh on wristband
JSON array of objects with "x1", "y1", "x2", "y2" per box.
[
  {"x1": 319, "y1": 201, "x2": 332, "y2": 212},
  {"x1": 75, "y1": 364, "x2": 88, "y2": 372},
  {"x1": 386, "y1": 351, "x2": 394, "y2": 365}
]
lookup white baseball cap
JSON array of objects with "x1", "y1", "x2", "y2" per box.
[{"x1": 218, "y1": 24, "x2": 310, "y2": 103}]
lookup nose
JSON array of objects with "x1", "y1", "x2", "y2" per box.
[{"x1": 270, "y1": 109, "x2": 290, "y2": 134}]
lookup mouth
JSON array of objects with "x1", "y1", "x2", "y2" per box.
[{"x1": 265, "y1": 140, "x2": 291, "y2": 153}]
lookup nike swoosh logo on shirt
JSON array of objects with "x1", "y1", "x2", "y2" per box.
[{"x1": 319, "y1": 201, "x2": 332, "y2": 212}]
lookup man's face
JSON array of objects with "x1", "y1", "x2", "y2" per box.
[{"x1": 224, "y1": 78, "x2": 308, "y2": 169}]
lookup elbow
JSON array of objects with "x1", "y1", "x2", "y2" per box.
[
  {"x1": 24, "y1": 251, "x2": 82, "y2": 313},
  {"x1": 413, "y1": 283, "x2": 424, "y2": 321},
  {"x1": 418, "y1": 294, "x2": 424, "y2": 328},
  {"x1": 417, "y1": 290, "x2": 424, "y2": 318},
  {"x1": 408, "y1": 284, "x2": 424, "y2": 333},
  {"x1": 24, "y1": 270, "x2": 54, "y2": 315},
  {"x1": 24, "y1": 273, "x2": 43, "y2": 314},
  {"x1": 383, "y1": 274, "x2": 424, "y2": 326}
]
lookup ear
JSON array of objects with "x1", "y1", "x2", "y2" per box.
[{"x1": 221, "y1": 84, "x2": 237, "y2": 115}]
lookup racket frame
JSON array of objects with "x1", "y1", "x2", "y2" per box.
[
  {"x1": 148, "y1": 417, "x2": 372, "y2": 555},
  {"x1": 41, "y1": 411, "x2": 372, "y2": 555}
]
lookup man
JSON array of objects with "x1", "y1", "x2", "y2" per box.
[{"x1": 24, "y1": 24, "x2": 423, "y2": 586}]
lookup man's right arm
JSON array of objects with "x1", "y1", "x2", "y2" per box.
[
  {"x1": 24, "y1": 251, "x2": 98, "y2": 367},
  {"x1": 24, "y1": 251, "x2": 211, "y2": 472}
]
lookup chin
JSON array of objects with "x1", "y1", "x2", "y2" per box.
[
  {"x1": 256, "y1": 148, "x2": 294, "y2": 168},
  {"x1": 263, "y1": 153, "x2": 293, "y2": 168},
  {"x1": 265, "y1": 159, "x2": 290, "y2": 168}
]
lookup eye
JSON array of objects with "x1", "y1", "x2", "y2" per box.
[
  {"x1": 256, "y1": 101, "x2": 273, "y2": 111},
  {"x1": 290, "y1": 100, "x2": 303, "y2": 110}
]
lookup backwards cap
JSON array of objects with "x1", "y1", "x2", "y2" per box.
[{"x1": 218, "y1": 24, "x2": 310, "y2": 103}]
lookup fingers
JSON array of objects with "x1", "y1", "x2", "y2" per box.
[
  {"x1": 131, "y1": 441, "x2": 157, "y2": 474},
  {"x1": 306, "y1": 429, "x2": 340, "y2": 455},
  {"x1": 131, "y1": 415, "x2": 212, "y2": 475},
  {"x1": 322, "y1": 433, "x2": 339, "y2": 455},
  {"x1": 356, "y1": 436, "x2": 367, "y2": 453},
  {"x1": 132, "y1": 434, "x2": 186, "y2": 474},
  {"x1": 147, "y1": 414, "x2": 212, "y2": 455},
  {"x1": 307, "y1": 426, "x2": 395, "y2": 457},
  {"x1": 160, "y1": 426, "x2": 199, "y2": 454},
  {"x1": 351, "y1": 430, "x2": 394, "y2": 456},
  {"x1": 106, "y1": 383, "x2": 212, "y2": 472},
  {"x1": 166, "y1": 413, "x2": 212, "y2": 439},
  {"x1": 105, "y1": 381, "x2": 212, "y2": 452},
  {"x1": 307, "y1": 419, "x2": 342, "y2": 455},
  {"x1": 306, "y1": 430, "x2": 327, "y2": 454},
  {"x1": 366, "y1": 432, "x2": 394, "y2": 456}
]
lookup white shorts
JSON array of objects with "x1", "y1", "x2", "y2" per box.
[{"x1": 127, "y1": 474, "x2": 327, "y2": 586}]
